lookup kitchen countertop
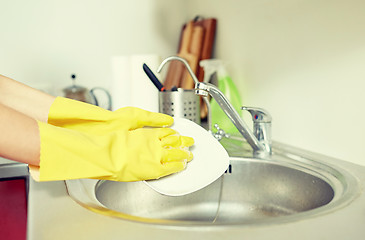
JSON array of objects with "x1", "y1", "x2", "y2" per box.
[
  {"x1": 26, "y1": 152, "x2": 365, "y2": 240},
  {"x1": 0, "y1": 157, "x2": 19, "y2": 165}
]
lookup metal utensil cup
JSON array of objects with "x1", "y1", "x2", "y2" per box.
[{"x1": 159, "y1": 88, "x2": 201, "y2": 124}]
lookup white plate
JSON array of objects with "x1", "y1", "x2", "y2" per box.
[{"x1": 144, "y1": 117, "x2": 229, "y2": 196}]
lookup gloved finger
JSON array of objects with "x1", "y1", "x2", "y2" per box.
[
  {"x1": 161, "y1": 135, "x2": 194, "y2": 148},
  {"x1": 180, "y1": 136, "x2": 194, "y2": 147},
  {"x1": 116, "y1": 107, "x2": 173, "y2": 129},
  {"x1": 162, "y1": 148, "x2": 193, "y2": 164},
  {"x1": 154, "y1": 128, "x2": 178, "y2": 140},
  {"x1": 157, "y1": 161, "x2": 187, "y2": 179},
  {"x1": 148, "y1": 111, "x2": 173, "y2": 127},
  {"x1": 132, "y1": 127, "x2": 176, "y2": 140},
  {"x1": 137, "y1": 111, "x2": 173, "y2": 128}
]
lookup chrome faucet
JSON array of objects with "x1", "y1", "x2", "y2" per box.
[
  {"x1": 157, "y1": 56, "x2": 272, "y2": 157},
  {"x1": 241, "y1": 107, "x2": 272, "y2": 154}
]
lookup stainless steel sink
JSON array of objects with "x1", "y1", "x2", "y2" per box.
[
  {"x1": 65, "y1": 146, "x2": 359, "y2": 225},
  {"x1": 95, "y1": 159, "x2": 333, "y2": 222}
]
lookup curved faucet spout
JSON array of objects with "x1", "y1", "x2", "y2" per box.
[
  {"x1": 195, "y1": 82, "x2": 266, "y2": 154},
  {"x1": 157, "y1": 56, "x2": 270, "y2": 156},
  {"x1": 157, "y1": 56, "x2": 199, "y2": 85}
]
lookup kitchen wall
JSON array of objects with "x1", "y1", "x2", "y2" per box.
[
  {"x1": 1, "y1": 0, "x2": 364, "y2": 166},
  {"x1": 186, "y1": 0, "x2": 365, "y2": 166},
  {"x1": 0, "y1": 0, "x2": 186, "y2": 92}
]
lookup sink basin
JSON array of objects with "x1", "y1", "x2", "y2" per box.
[
  {"x1": 66, "y1": 151, "x2": 358, "y2": 225},
  {"x1": 96, "y1": 158, "x2": 332, "y2": 222}
]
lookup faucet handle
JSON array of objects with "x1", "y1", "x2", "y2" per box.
[
  {"x1": 241, "y1": 107, "x2": 272, "y2": 123},
  {"x1": 241, "y1": 106, "x2": 272, "y2": 154}
]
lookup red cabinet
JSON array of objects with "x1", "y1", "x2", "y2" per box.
[{"x1": 0, "y1": 179, "x2": 27, "y2": 240}]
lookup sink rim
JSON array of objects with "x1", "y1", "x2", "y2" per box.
[{"x1": 65, "y1": 155, "x2": 360, "y2": 227}]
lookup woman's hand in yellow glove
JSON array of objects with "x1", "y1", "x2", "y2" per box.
[
  {"x1": 36, "y1": 121, "x2": 194, "y2": 182},
  {"x1": 35, "y1": 97, "x2": 195, "y2": 182}
]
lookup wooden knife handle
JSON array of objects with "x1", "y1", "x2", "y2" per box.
[
  {"x1": 164, "y1": 21, "x2": 194, "y2": 90},
  {"x1": 181, "y1": 25, "x2": 205, "y2": 89}
]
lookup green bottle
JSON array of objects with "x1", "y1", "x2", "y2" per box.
[{"x1": 200, "y1": 60, "x2": 242, "y2": 134}]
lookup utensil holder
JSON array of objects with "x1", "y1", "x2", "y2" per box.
[{"x1": 159, "y1": 89, "x2": 201, "y2": 124}]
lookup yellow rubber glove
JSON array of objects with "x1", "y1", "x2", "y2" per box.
[
  {"x1": 34, "y1": 121, "x2": 194, "y2": 182},
  {"x1": 47, "y1": 97, "x2": 171, "y2": 135}
]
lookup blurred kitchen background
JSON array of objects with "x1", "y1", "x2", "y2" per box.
[{"x1": 1, "y1": 0, "x2": 364, "y2": 166}]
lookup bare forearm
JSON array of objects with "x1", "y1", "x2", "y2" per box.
[
  {"x1": 0, "y1": 103, "x2": 40, "y2": 166},
  {"x1": 0, "y1": 75, "x2": 55, "y2": 122}
]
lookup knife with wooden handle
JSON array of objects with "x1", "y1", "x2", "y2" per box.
[
  {"x1": 164, "y1": 21, "x2": 194, "y2": 90},
  {"x1": 180, "y1": 24, "x2": 205, "y2": 89}
]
